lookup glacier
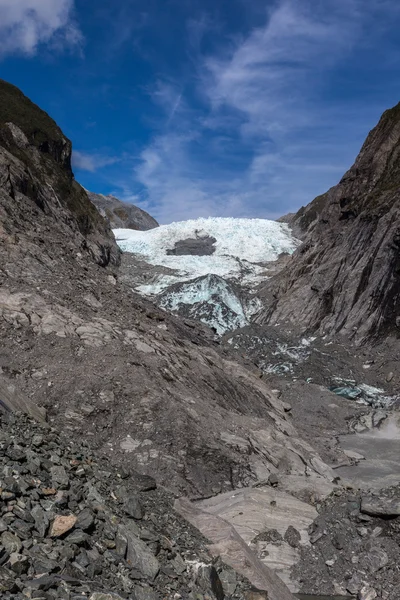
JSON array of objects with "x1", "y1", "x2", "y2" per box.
[
  {"x1": 158, "y1": 274, "x2": 262, "y2": 335},
  {"x1": 114, "y1": 217, "x2": 299, "y2": 333}
]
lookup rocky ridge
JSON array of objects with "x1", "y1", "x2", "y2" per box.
[
  {"x1": 87, "y1": 192, "x2": 159, "y2": 231},
  {"x1": 0, "y1": 79, "x2": 120, "y2": 274},
  {"x1": 257, "y1": 102, "x2": 400, "y2": 342}
]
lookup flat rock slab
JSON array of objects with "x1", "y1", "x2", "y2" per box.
[
  {"x1": 194, "y1": 486, "x2": 317, "y2": 591},
  {"x1": 176, "y1": 497, "x2": 296, "y2": 600},
  {"x1": 361, "y1": 497, "x2": 400, "y2": 517}
]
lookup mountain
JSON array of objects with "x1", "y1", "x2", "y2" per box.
[
  {"x1": 87, "y1": 190, "x2": 159, "y2": 230},
  {"x1": 258, "y1": 103, "x2": 400, "y2": 341},
  {"x1": 2, "y1": 78, "x2": 399, "y2": 600},
  {"x1": 0, "y1": 79, "x2": 120, "y2": 272},
  {"x1": 0, "y1": 79, "x2": 342, "y2": 599}
]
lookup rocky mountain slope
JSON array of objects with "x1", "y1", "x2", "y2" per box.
[
  {"x1": 0, "y1": 80, "x2": 344, "y2": 599},
  {"x1": 0, "y1": 79, "x2": 120, "y2": 273},
  {"x1": 258, "y1": 102, "x2": 400, "y2": 342},
  {"x1": 87, "y1": 191, "x2": 159, "y2": 231}
]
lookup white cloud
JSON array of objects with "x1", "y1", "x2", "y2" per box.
[
  {"x1": 113, "y1": 0, "x2": 400, "y2": 223},
  {"x1": 72, "y1": 151, "x2": 120, "y2": 173},
  {"x1": 0, "y1": 0, "x2": 81, "y2": 57}
]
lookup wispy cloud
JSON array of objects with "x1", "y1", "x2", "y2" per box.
[
  {"x1": 109, "y1": 0, "x2": 400, "y2": 222},
  {"x1": 72, "y1": 151, "x2": 120, "y2": 173},
  {"x1": 0, "y1": 0, "x2": 82, "y2": 57}
]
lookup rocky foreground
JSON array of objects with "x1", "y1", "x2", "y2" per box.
[
  {"x1": 294, "y1": 486, "x2": 400, "y2": 599},
  {"x1": 0, "y1": 411, "x2": 252, "y2": 600}
]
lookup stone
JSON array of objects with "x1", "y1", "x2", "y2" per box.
[
  {"x1": 23, "y1": 575, "x2": 58, "y2": 591},
  {"x1": 196, "y1": 565, "x2": 224, "y2": 600},
  {"x1": 268, "y1": 473, "x2": 279, "y2": 487},
  {"x1": 50, "y1": 465, "x2": 69, "y2": 489},
  {"x1": 347, "y1": 574, "x2": 363, "y2": 595},
  {"x1": 124, "y1": 496, "x2": 144, "y2": 520},
  {"x1": 8, "y1": 552, "x2": 29, "y2": 575},
  {"x1": 359, "y1": 584, "x2": 377, "y2": 600},
  {"x1": 0, "y1": 565, "x2": 19, "y2": 593},
  {"x1": 50, "y1": 515, "x2": 77, "y2": 537},
  {"x1": 131, "y1": 471, "x2": 157, "y2": 493},
  {"x1": 284, "y1": 525, "x2": 301, "y2": 548},
  {"x1": 65, "y1": 529, "x2": 89, "y2": 545},
  {"x1": 343, "y1": 449, "x2": 365, "y2": 461},
  {"x1": 1, "y1": 532, "x2": 22, "y2": 554},
  {"x1": 125, "y1": 524, "x2": 160, "y2": 580},
  {"x1": 361, "y1": 547, "x2": 389, "y2": 573},
  {"x1": 31, "y1": 505, "x2": 49, "y2": 537},
  {"x1": 133, "y1": 587, "x2": 159, "y2": 600},
  {"x1": 76, "y1": 508, "x2": 95, "y2": 531},
  {"x1": 361, "y1": 497, "x2": 400, "y2": 517},
  {"x1": 219, "y1": 568, "x2": 237, "y2": 596},
  {"x1": 325, "y1": 559, "x2": 335, "y2": 567}
]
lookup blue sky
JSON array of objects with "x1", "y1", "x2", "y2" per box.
[{"x1": 1, "y1": 1, "x2": 400, "y2": 223}]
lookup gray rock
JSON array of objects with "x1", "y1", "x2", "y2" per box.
[
  {"x1": 133, "y1": 587, "x2": 159, "y2": 600},
  {"x1": 361, "y1": 497, "x2": 400, "y2": 517},
  {"x1": 124, "y1": 497, "x2": 144, "y2": 520},
  {"x1": 1, "y1": 532, "x2": 22, "y2": 554},
  {"x1": 31, "y1": 506, "x2": 49, "y2": 537},
  {"x1": 8, "y1": 552, "x2": 29, "y2": 575},
  {"x1": 284, "y1": 526, "x2": 301, "y2": 548},
  {"x1": 347, "y1": 573, "x2": 363, "y2": 595},
  {"x1": 76, "y1": 508, "x2": 95, "y2": 531},
  {"x1": 0, "y1": 565, "x2": 19, "y2": 593},
  {"x1": 125, "y1": 524, "x2": 160, "y2": 580},
  {"x1": 268, "y1": 473, "x2": 279, "y2": 487},
  {"x1": 50, "y1": 466, "x2": 69, "y2": 489},
  {"x1": 360, "y1": 547, "x2": 389, "y2": 573}
]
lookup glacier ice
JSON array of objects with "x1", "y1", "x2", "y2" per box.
[
  {"x1": 114, "y1": 217, "x2": 299, "y2": 334},
  {"x1": 158, "y1": 274, "x2": 262, "y2": 335},
  {"x1": 114, "y1": 216, "x2": 299, "y2": 291}
]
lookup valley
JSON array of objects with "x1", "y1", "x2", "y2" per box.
[{"x1": 0, "y1": 77, "x2": 399, "y2": 600}]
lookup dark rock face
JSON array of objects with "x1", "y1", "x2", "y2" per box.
[
  {"x1": 0, "y1": 79, "x2": 120, "y2": 270},
  {"x1": 260, "y1": 102, "x2": 400, "y2": 341},
  {"x1": 166, "y1": 236, "x2": 217, "y2": 256},
  {"x1": 87, "y1": 191, "x2": 159, "y2": 231}
]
